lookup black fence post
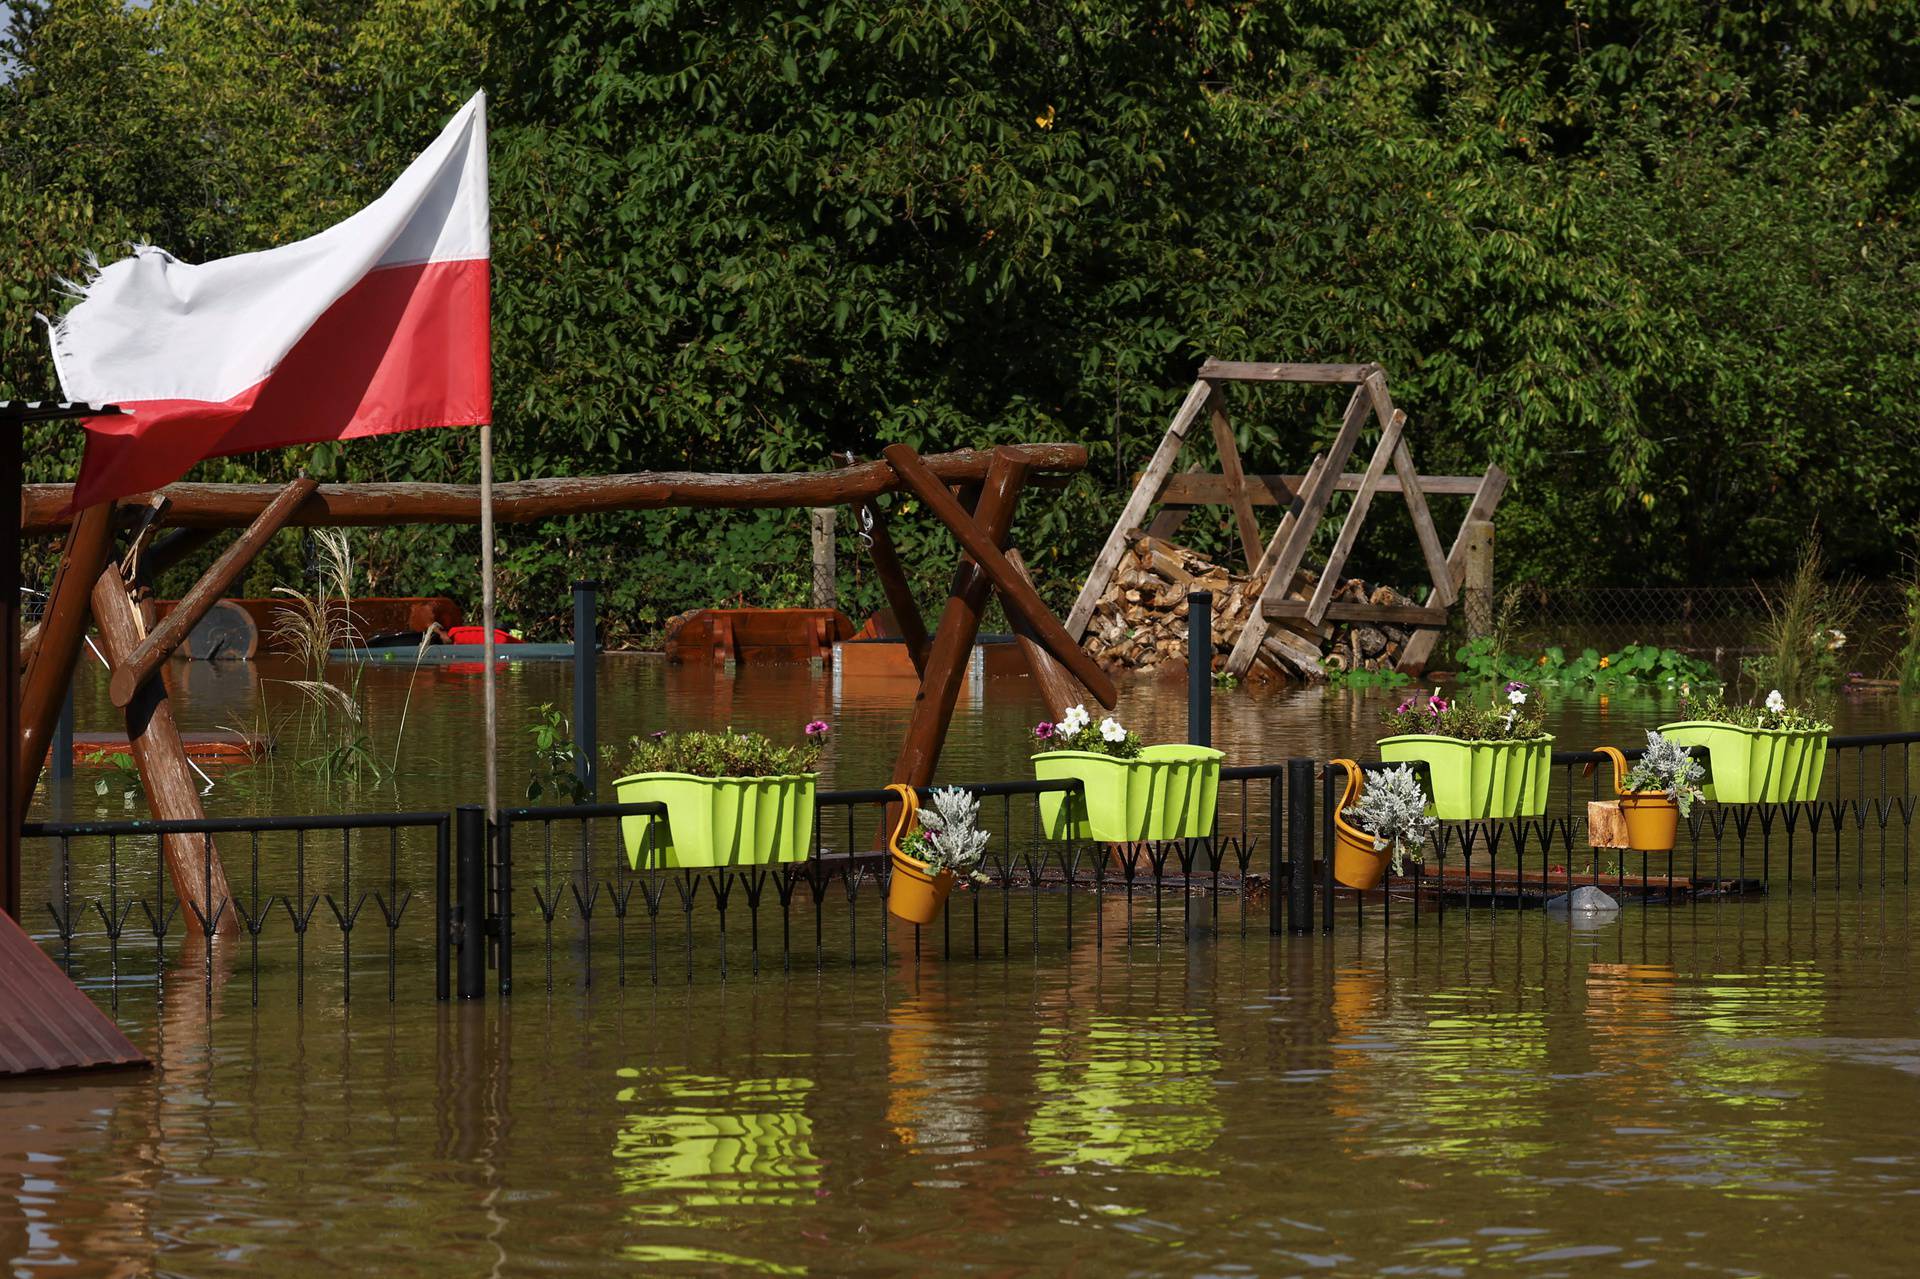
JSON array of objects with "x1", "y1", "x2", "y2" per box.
[
  {"x1": 572, "y1": 580, "x2": 599, "y2": 801},
  {"x1": 1322, "y1": 765, "x2": 1337, "y2": 933},
  {"x1": 1187, "y1": 591, "x2": 1212, "y2": 749},
  {"x1": 50, "y1": 686, "x2": 73, "y2": 783},
  {"x1": 1268, "y1": 772, "x2": 1285, "y2": 935},
  {"x1": 456, "y1": 805, "x2": 486, "y2": 999},
  {"x1": 435, "y1": 814, "x2": 451, "y2": 1000},
  {"x1": 1287, "y1": 757, "x2": 1315, "y2": 933},
  {"x1": 495, "y1": 816, "x2": 514, "y2": 997}
]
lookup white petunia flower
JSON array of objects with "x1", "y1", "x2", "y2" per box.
[
  {"x1": 1765, "y1": 689, "x2": 1786, "y2": 713},
  {"x1": 1099, "y1": 717, "x2": 1126, "y2": 743},
  {"x1": 1508, "y1": 688, "x2": 1527, "y2": 706},
  {"x1": 1060, "y1": 704, "x2": 1091, "y2": 733}
]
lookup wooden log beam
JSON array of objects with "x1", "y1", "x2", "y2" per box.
[
  {"x1": 1005, "y1": 548, "x2": 1090, "y2": 720},
  {"x1": 1147, "y1": 471, "x2": 1487, "y2": 506},
  {"x1": 19, "y1": 445, "x2": 1090, "y2": 533},
  {"x1": 883, "y1": 445, "x2": 1118, "y2": 709},
  {"x1": 109, "y1": 478, "x2": 319, "y2": 707},
  {"x1": 1304, "y1": 409, "x2": 1406, "y2": 627},
  {"x1": 1263, "y1": 600, "x2": 1450, "y2": 626},
  {"x1": 1397, "y1": 466, "x2": 1509, "y2": 674},
  {"x1": 1206, "y1": 389, "x2": 1264, "y2": 572},
  {"x1": 1197, "y1": 360, "x2": 1376, "y2": 384},
  {"x1": 15, "y1": 504, "x2": 116, "y2": 820},
  {"x1": 889, "y1": 454, "x2": 1028, "y2": 794},
  {"x1": 1066, "y1": 380, "x2": 1211, "y2": 638},
  {"x1": 858, "y1": 498, "x2": 929, "y2": 676},
  {"x1": 90, "y1": 571, "x2": 235, "y2": 934}
]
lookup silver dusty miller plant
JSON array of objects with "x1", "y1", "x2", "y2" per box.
[
  {"x1": 1344, "y1": 764, "x2": 1439, "y2": 875},
  {"x1": 1623, "y1": 730, "x2": 1707, "y2": 815},
  {"x1": 912, "y1": 786, "x2": 993, "y2": 883}
]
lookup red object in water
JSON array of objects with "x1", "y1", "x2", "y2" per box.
[{"x1": 446, "y1": 626, "x2": 517, "y2": 645}]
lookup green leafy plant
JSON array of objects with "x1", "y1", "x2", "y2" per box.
[
  {"x1": 1343, "y1": 765, "x2": 1438, "y2": 875},
  {"x1": 1456, "y1": 638, "x2": 1716, "y2": 690},
  {"x1": 88, "y1": 750, "x2": 140, "y2": 808},
  {"x1": 1623, "y1": 730, "x2": 1707, "y2": 817},
  {"x1": 1381, "y1": 683, "x2": 1546, "y2": 742},
  {"x1": 270, "y1": 530, "x2": 387, "y2": 787},
  {"x1": 525, "y1": 703, "x2": 590, "y2": 803},
  {"x1": 1326, "y1": 666, "x2": 1411, "y2": 692},
  {"x1": 622, "y1": 724, "x2": 826, "y2": 778},
  {"x1": 1895, "y1": 545, "x2": 1920, "y2": 695},
  {"x1": 1031, "y1": 704, "x2": 1142, "y2": 759},
  {"x1": 1743, "y1": 538, "x2": 1864, "y2": 701},
  {"x1": 1680, "y1": 688, "x2": 1831, "y2": 734},
  {"x1": 900, "y1": 786, "x2": 992, "y2": 885}
]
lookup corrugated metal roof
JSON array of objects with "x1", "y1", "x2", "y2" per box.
[
  {"x1": 0, "y1": 912, "x2": 148, "y2": 1077},
  {"x1": 0, "y1": 402, "x2": 124, "y2": 424}
]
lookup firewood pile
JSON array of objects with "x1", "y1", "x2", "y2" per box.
[{"x1": 1077, "y1": 531, "x2": 1424, "y2": 681}]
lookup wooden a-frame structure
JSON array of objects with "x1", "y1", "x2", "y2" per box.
[{"x1": 1065, "y1": 360, "x2": 1507, "y2": 678}]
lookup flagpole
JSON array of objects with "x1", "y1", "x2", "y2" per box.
[{"x1": 479, "y1": 421, "x2": 498, "y2": 824}]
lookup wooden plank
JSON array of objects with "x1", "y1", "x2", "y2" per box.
[
  {"x1": 1144, "y1": 464, "x2": 1207, "y2": 542},
  {"x1": 109, "y1": 476, "x2": 319, "y2": 707},
  {"x1": 1197, "y1": 360, "x2": 1375, "y2": 384},
  {"x1": 1148, "y1": 472, "x2": 1486, "y2": 505},
  {"x1": 884, "y1": 446, "x2": 1118, "y2": 708},
  {"x1": 1396, "y1": 466, "x2": 1509, "y2": 673},
  {"x1": 1206, "y1": 390, "x2": 1263, "y2": 571},
  {"x1": 1363, "y1": 375, "x2": 1455, "y2": 608},
  {"x1": 859, "y1": 501, "x2": 928, "y2": 676},
  {"x1": 1248, "y1": 454, "x2": 1323, "y2": 585},
  {"x1": 19, "y1": 444, "x2": 1092, "y2": 533},
  {"x1": 1224, "y1": 385, "x2": 1373, "y2": 677},
  {"x1": 1064, "y1": 380, "x2": 1210, "y2": 637},
  {"x1": 1304, "y1": 408, "x2": 1406, "y2": 627},
  {"x1": 0, "y1": 910, "x2": 147, "y2": 1076},
  {"x1": 90, "y1": 571, "x2": 235, "y2": 934},
  {"x1": 1264, "y1": 600, "x2": 1450, "y2": 626}
]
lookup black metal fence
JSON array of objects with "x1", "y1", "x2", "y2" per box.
[{"x1": 19, "y1": 733, "x2": 1920, "y2": 1008}]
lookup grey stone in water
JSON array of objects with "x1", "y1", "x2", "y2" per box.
[{"x1": 1544, "y1": 885, "x2": 1621, "y2": 914}]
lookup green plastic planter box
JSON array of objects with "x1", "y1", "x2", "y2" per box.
[
  {"x1": 1033, "y1": 744, "x2": 1223, "y2": 843},
  {"x1": 612, "y1": 772, "x2": 816, "y2": 870},
  {"x1": 1655, "y1": 721, "x2": 1829, "y2": 804},
  {"x1": 1376, "y1": 734, "x2": 1554, "y2": 820}
]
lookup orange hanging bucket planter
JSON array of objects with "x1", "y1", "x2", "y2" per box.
[
  {"x1": 1592, "y1": 746, "x2": 1679, "y2": 853},
  {"x1": 1330, "y1": 759, "x2": 1392, "y2": 890},
  {"x1": 885, "y1": 783, "x2": 954, "y2": 926}
]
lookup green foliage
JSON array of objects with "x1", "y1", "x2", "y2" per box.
[
  {"x1": 1381, "y1": 684, "x2": 1546, "y2": 742},
  {"x1": 1743, "y1": 538, "x2": 1864, "y2": 701},
  {"x1": 621, "y1": 728, "x2": 822, "y2": 779},
  {"x1": 1343, "y1": 765, "x2": 1438, "y2": 875},
  {"x1": 6, "y1": 0, "x2": 1920, "y2": 635},
  {"x1": 1899, "y1": 547, "x2": 1920, "y2": 695},
  {"x1": 1326, "y1": 666, "x2": 1411, "y2": 692},
  {"x1": 1455, "y1": 638, "x2": 1717, "y2": 689},
  {"x1": 525, "y1": 703, "x2": 590, "y2": 803},
  {"x1": 1681, "y1": 689, "x2": 1831, "y2": 734}
]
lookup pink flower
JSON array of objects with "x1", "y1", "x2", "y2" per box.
[
  {"x1": 1395, "y1": 699, "x2": 1413, "y2": 714},
  {"x1": 804, "y1": 720, "x2": 830, "y2": 738},
  {"x1": 1426, "y1": 697, "x2": 1449, "y2": 714},
  {"x1": 1033, "y1": 721, "x2": 1056, "y2": 740},
  {"x1": 649, "y1": 729, "x2": 668, "y2": 740}
]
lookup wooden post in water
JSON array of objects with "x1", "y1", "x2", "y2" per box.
[
  {"x1": 809, "y1": 508, "x2": 837, "y2": 612},
  {"x1": 1463, "y1": 519, "x2": 1495, "y2": 641}
]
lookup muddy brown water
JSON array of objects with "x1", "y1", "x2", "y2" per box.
[{"x1": 7, "y1": 659, "x2": 1920, "y2": 1275}]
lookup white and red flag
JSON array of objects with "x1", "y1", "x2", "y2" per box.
[{"x1": 50, "y1": 92, "x2": 491, "y2": 510}]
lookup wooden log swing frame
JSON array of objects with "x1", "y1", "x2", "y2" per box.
[
  {"x1": 17, "y1": 444, "x2": 1112, "y2": 922},
  {"x1": 1064, "y1": 359, "x2": 1508, "y2": 679}
]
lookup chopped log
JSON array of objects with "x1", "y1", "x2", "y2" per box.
[{"x1": 1588, "y1": 801, "x2": 1631, "y2": 849}]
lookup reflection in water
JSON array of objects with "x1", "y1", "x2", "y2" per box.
[
  {"x1": 885, "y1": 987, "x2": 988, "y2": 1155},
  {"x1": 612, "y1": 1065, "x2": 819, "y2": 1272},
  {"x1": 1028, "y1": 1014, "x2": 1223, "y2": 1178},
  {"x1": 1384, "y1": 998, "x2": 1556, "y2": 1173}
]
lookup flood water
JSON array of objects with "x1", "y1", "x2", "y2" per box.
[{"x1": 8, "y1": 658, "x2": 1920, "y2": 1275}]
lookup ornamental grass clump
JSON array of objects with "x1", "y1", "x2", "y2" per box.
[
  {"x1": 1033, "y1": 703, "x2": 1142, "y2": 759},
  {"x1": 1379, "y1": 682, "x2": 1546, "y2": 741},
  {"x1": 623, "y1": 723, "x2": 827, "y2": 777},
  {"x1": 1343, "y1": 765, "x2": 1439, "y2": 875},
  {"x1": 901, "y1": 786, "x2": 992, "y2": 885},
  {"x1": 1623, "y1": 730, "x2": 1707, "y2": 816}
]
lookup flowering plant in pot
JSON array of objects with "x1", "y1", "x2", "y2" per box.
[
  {"x1": 1330, "y1": 760, "x2": 1439, "y2": 889},
  {"x1": 886, "y1": 784, "x2": 992, "y2": 925},
  {"x1": 1375, "y1": 682, "x2": 1553, "y2": 819},
  {"x1": 1592, "y1": 731, "x2": 1706, "y2": 852},
  {"x1": 612, "y1": 722, "x2": 827, "y2": 869},
  {"x1": 1031, "y1": 704, "x2": 1222, "y2": 842},
  {"x1": 1657, "y1": 688, "x2": 1830, "y2": 804}
]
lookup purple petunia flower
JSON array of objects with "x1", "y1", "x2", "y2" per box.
[
  {"x1": 1427, "y1": 697, "x2": 1449, "y2": 714},
  {"x1": 1396, "y1": 699, "x2": 1413, "y2": 714},
  {"x1": 804, "y1": 720, "x2": 830, "y2": 737},
  {"x1": 649, "y1": 729, "x2": 668, "y2": 739},
  {"x1": 1504, "y1": 680, "x2": 1528, "y2": 693},
  {"x1": 1033, "y1": 721, "x2": 1056, "y2": 740}
]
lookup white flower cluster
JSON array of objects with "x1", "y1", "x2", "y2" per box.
[
  {"x1": 914, "y1": 786, "x2": 992, "y2": 883},
  {"x1": 1765, "y1": 688, "x2": 1787, "y2": 714}
]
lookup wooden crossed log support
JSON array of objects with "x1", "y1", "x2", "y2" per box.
[{"x1": 15, "y1": 476, "x2": 320, "y2": 935}]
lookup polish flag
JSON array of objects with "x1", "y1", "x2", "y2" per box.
[{"x1": 49, "y1": 92, "x2": 491, "y2": 511}]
